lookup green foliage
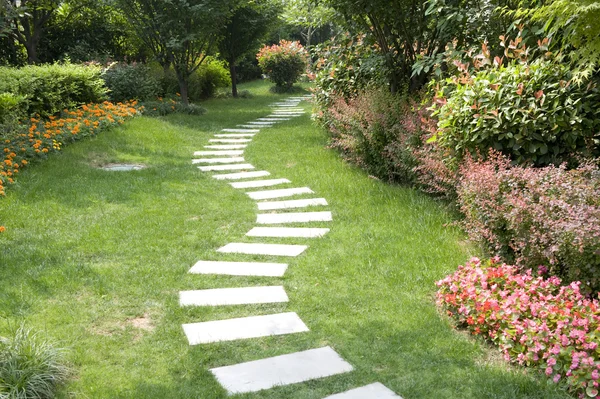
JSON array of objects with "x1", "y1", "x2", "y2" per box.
[
  {"x1": 0, "y1": 93, "x2": 26, "y2": 125},
  {"x1": 102, "y1": 63, "x2": 161, "y2": 102},
  {"x1": 141, "y1": 98, "x2": 206, "y2": 116},
  {"x1": 0, "y1": 325, "x2": 69, "y2": 398},
  {"x1": 281, "y1": 0, "x2": 337, "y2": 47},
  {"x1": 509, "y1": 0, "x2": 600, "y2": 82},
  {"x1": 434, "y1": 58, "x2": 600, "y2": 166},
  {"x1": 256, "y1": 40, "x2": 308, "y2": 89},
  {"x1": 0, "y1": 63, "x2": 107, "y2": 118},
  {"x1": 312, "y1": 33, "x2": 389, "y2": 108},
  {"x1": 155, "y1": 58, "x2": 230, "y2": 100}
]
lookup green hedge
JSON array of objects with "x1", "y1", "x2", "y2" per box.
[{"x1": 0, "y1": 63, "x2": 108, "y2": 119}]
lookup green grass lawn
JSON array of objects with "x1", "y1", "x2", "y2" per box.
[{"x1": 0, "y1": 80, "x2": 571, "y2": 398}]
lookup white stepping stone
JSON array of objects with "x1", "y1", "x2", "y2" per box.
[
  {"x1": 213, "y1": 171, "x2": 271, "y2": 180},
  {"x1": 221, "y1": 129, "x2": 260, "y2": 133},
  {"x1": 268, "y1": 114, "x2": 302, "y2": 117},
  {"x1": 211, "y1": 346, "x2": 353, "y2": 394},
  {"x1": 217, "y1": 243, "x2": 308, "y2": 257},
  {"x1": 179, "y1": 286, "x2": 288, "y2": 307},
  {"x1": 193, "y1": 150, "x2": 244, "y2": 156},
  {"x1": 323, "y1": 383, "x2": 403, "y2": 399},
  {"x1": 257, "y1": 211, "x2": 333, "y2": 224},
  {"x1": 271, "y1": 111, "x2": 305, "y2": 115},
  {"x1": 192, "y1": 157, "x2": 245, "y2": 164},
  {"x1": 204, "y1": 145, "x2": 247, "y2": 149},
  {"x1": 246, "y1": 122, "x2": 276, "y2": 126},
  {"x1": 257, "y1": 118, "x2": 291, "y2": 121},
  {"x1": 258, "y1": 198, "x2": 329, "y2": 211},
  {"x1": 198, "y1": 164, "x2": 254, "y2": 172},
  {"x1": 239, "y1": 124, "x2": 272, "y2": 128},
  {"x1": 230, "y1": 178, "x2": 290, "y2": 189},
  {"x1": 189, "y1": 260, "x2": 287, "y2": 277},
  {"x1": 209, "y1": 139, "x2": 252, "y2": 143},
  {"x1": 247, "y1": 227, "x2": 330, "y2": 238},
  {"x1": 270, "y1": 104, "x2": 301, "y2": 107},
  {"x1": 183, "y1": 312, "x2": 308, "y2": 345},
  {"x1": 247, "y1": 187, "x2": 314, "y2": 200},
  {"x1": 214, "y1": 133, "x2": 256, "y2": 137}
]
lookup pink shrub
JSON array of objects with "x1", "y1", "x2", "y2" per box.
[
  {"x1": 437, "y1": 257, "x2": 600, "y2": 397},
  {"x1": 457, "y1": 151, "x2": 600, "y2": 293}
]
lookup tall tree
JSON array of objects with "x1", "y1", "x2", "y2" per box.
[
  {"x1": 281, "y1": 0, "x2": 335, "y2": 48},
  {"x1": 119, "y1": 0, "x2": 234, "y2": 105},
  {"x1": 218, "y1": 1, "x2": 279, "y2": 97}
]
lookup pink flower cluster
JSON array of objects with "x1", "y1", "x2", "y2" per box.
[{"x1": 437, "y1": 257, "x2": 600, "y2": 397}]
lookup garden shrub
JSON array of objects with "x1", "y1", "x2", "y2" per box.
[
  {"x1": 432, "y1": 47, "x2": 600, "y2": 166},
  {"x1": 0, "y1": 325, "x2": 69, "y2": 398},
  {"x1": 0, "y1": 63, "x2": 107, "y2": 118},
  {"x1": 318, "y1": 88, "x2": 421, "y2": 184},
  {"x1": 142, "y1": 97, "x2": 205, "y2": 117},
  {"x1": 257, "y1": 40, "x2": 308, "y2": 90},
  {"x1": 102, "y1": 63, "x2": 161, "y2": 102},
  {"x1": 0, "y1": 93, "x2": 27, "y2": 126},
  {"x1": 312, "y1": 33, "x2": 389, "y2": 109},
  {"x1": 155, "y1": 58, "x2": 231, "y2": 100},
  {"x1": 457, "y1": 150, "x2": 600, "y2": 293},
  {"x1": 437, "y1": 257, "x2": 600, "y2": 398}
]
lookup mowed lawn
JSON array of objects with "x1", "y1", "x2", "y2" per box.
[{"x1": 0, "y1": 81, "x2": 570, "y2": 398}]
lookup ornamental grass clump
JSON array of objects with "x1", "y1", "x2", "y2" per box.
[
  {"x1": 257, "y1": 40, "x2": 308, "y2": 90},
  {"x1": 437, "y1": 257, "x2": 600, "y2": 398},
  {"x1": 0, "y1": 325, "x2": 69, "y2": 398}
]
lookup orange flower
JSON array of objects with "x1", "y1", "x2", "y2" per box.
[{"x1": 0, "y1": 226, "x2": 5, "y2": 233}]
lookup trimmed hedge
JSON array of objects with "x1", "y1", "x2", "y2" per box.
[{"x1": 0, "y1": 63, "x2": 107, "y2": 120}]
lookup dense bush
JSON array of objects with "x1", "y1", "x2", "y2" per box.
[
  {"x1": 0, "y1": 325, "x2": 69, "y2": 398},
  {"x1": 312, "y1": 33, "x2": 389, "y2": 108},
  {"x1": 0, "y1": 64, "x2": 107, "y2": 118},
  {"x1": 102, "y1": 63, "x2": 161, "y2": 102},
  {"x1": 457, "y1": 151, "x2": 600, "y2": 293},
  {"x1": 433, "y1": 51, "x2": 600, "y2": 166},
  {"x1": 437, "y1": 257, "x2": 600, "y2": 398},
  {"x1": 257, "y1": 40, "x2": 308, "y2": 89},
  {"x1": 318, "y1": 88, "x2": 421, "y2": 184},
  {"x1": 0, "y1": 93, "x2": 27, "y2": 126},
  {"x1": 142, "y1": 97, "x2": 205, "y2": 117},
  {"x1": 157, "y1": 58, "x2": 231, "y2": 100}
]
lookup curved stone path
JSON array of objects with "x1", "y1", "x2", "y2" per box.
[{"x1": 185, "y1": 96, "x2": 403, "y2": 398}]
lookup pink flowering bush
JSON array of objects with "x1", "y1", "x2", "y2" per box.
[
  {"x1": 437, "y1": 257, "x2": 600, "y2": 398},
  {"x1": 457, "y1": 150, "x2": 600, "y2": 293},
  {"x1": 256, "y1": 40, "x2": 308, "y2": 89}
]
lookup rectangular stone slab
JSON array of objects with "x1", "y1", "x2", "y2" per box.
[
  {"x1": 204, "y1": 145, "x2": 247, "y2": 149},
  {"x1": 198, "y1": 164, "x2": 255, "y2": 172},
  {"x1": 257, "y1": 211, "x2": 333, "y2": 224},
  {"x1": 247, "y1": 227, "x2": 330, "y2": 238},
  {"x1": 268, "y1": 114, "x2": 302, "y2": 117},
  {"x1": 217, "y1": 243, "x2": 308, "y2": 257},
  {"x1": 213, "y1": 171, "x2": 271, "y2": 180},
  {"x1": 230, "y1": 178, "x2": 291, "y2": 189},
  {"x1": 271, "y1": 112, "x2": 305, "y2": 115},
  {"x1": 257, "y1": 198, "x2": 329, "y2": 210},
  {"x1": 192, "y1": 157, "x2": 245, "y2": 164},
  {"x1": 179, "y1": 286, "x2": 288, "y2": 306},
  {"x1": 209, "y1": 139, "x2": 252, "y2": 143},
  {"x1": 183, "y1": 312, "x2": 308, "y2": 345},
  {"x1": 239, "y1": 124, "x2": 272, "y2": 128},
  {"x1": 211, "y1": 346, "x2": 353, "y2": 394},
  {"x1": 189, "y1": 260, "x2": 288, "y2": 277},
  {"x1": 257, "y1": 118, "x2": 291, "y2": 121},
  {"x1": 247, "y1": 187, "x2": 314, "y2": 200},
  {"x1": 323, "y1": 383, "x2": 403, "y2": 399},
  {"x1": 221, "y1": 129, "x2": 260, "y2": 133},
  {"x1": 270, "y1": 104, "x2": 302, "y2": 107},
  {"x1": 245, "y1": 122, "x2": 276, "y2": 126},
  {"x1": 214, "y1": 133, "x2": 256, "y2": 137},
  {"x1": 193, "y1": 150, "x2": 244, "y2": 156}
]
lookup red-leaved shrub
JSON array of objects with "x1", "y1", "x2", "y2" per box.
[
  {"x1": 437, "y1": 257, "x2": 600, "y2": 398},
  {"x1": 457, "y1": 151, "x2": 600, "y2": 293}
]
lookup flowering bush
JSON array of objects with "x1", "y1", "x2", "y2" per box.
[
  {"x1": 257, "y1": 40, "x2": 308, "y2": 89},
  {"x1": 437, "y1": 257, "x2": 600, "y2": 398},
  {"x1": 457, "y1": 150, "x2": 600, "y2": 293},
  {"x1": 0, "y1": 101, "x2": 141, "y2": 204}
]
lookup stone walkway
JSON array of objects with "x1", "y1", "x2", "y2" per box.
[{"x1": 187, "y1": 96, "x2": 403, "y2": 398}]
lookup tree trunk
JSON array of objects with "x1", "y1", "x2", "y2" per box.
[
  {"x1": 175, "y1": 68, "x2": 190, "y2": 106},
  {"x1": 25, "y1": 41, "x2": 39, "y2": 64},
  {"x1": 230, "y1": 62, "x2": 238, "y2": 98}
]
